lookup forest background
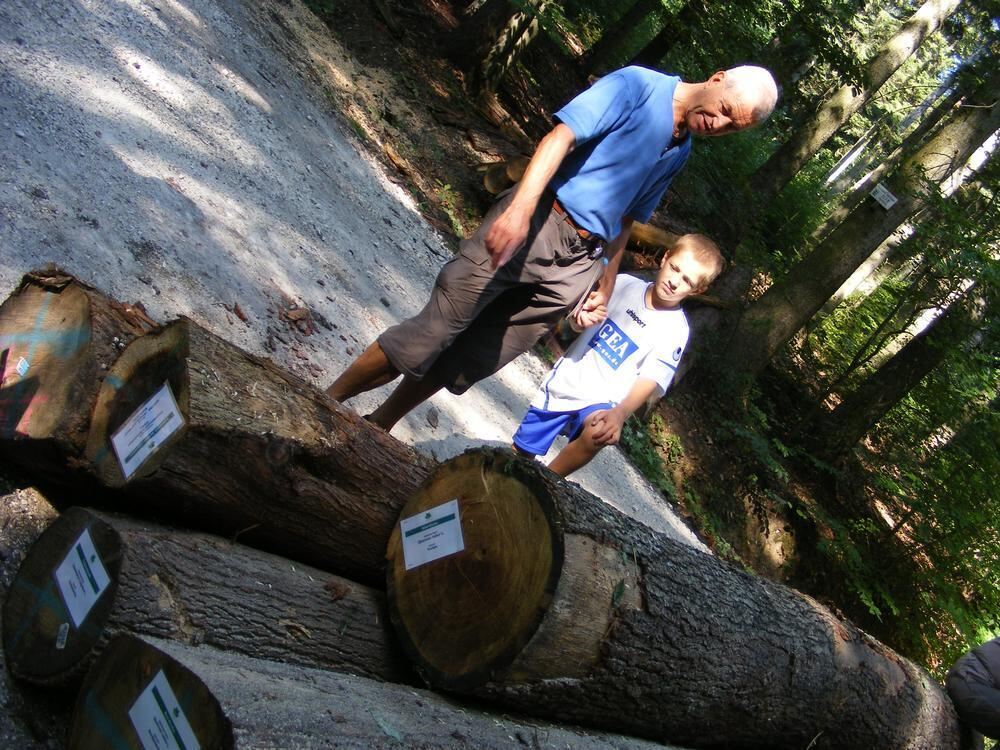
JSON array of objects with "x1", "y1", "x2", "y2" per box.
[{"x1": 304, "y1": 0, "x2": 998, "y2": 679}]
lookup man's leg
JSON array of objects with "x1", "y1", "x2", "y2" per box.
[
  {"x1": 367, "y1": 372, "x2": 446, "y2": 431},
  {"x1": 326, "y1": 341, "x2": 399, "y2": 402}
]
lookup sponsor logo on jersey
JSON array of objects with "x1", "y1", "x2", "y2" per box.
[
  {"x1": 588, "y1": 319, "x2": 638, "y2": 370},
  {"x1": 625, "y1": 308, "x2": 646, "y2": 328}
]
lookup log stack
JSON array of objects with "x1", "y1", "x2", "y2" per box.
[{"x1": 0, "y1": 272, "x2": 969, "y2": 749}]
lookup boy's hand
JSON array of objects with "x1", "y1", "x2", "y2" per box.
[
  {"x1": 573, "y1": 290, "x2": 608, "y2": 329},
  {"x1": 589, "y1": 407, "x2": 627, "y2": 446}
]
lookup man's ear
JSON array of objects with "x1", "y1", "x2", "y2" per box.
[{"x1": 709, "y1": 70, "x2": 726, "y2": 85}]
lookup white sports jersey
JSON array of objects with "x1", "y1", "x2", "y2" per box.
[{"x1": 530, "y1": 275, "x2": 689, "y2": 412}]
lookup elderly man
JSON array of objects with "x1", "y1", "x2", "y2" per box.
[{"x1": 328, "y1": 65, "x2": 778, "y2": 430}]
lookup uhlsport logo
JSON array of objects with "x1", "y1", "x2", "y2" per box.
[{"x1": 588, "y1": 319, "x2": 638, "y2": 369}]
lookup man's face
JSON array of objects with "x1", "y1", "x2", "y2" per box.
[
  {"x1": 685, "y1": 76, "x2": 757, "y2": 137},
  {"x1": 651, "y1": 247, "x2": 711, "y2": 308}
]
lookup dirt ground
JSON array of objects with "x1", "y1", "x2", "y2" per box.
[{"x1": 0, "y1": 0, "x2": 709, "y2": 743}]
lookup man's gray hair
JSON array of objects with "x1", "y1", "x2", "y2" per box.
[{"x1": 724, "y1": 65, "x2": 779, "y2": 123}]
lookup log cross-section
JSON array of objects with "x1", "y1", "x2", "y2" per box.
[
  {"x1": 0, "y1": 270, "x2": 153, "y2": 475},
  {"x1": 386, "y1": 449, "x2": 962, "y2": 750}
]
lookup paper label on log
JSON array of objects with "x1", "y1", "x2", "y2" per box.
[
  {"x1": 870, "y1": 182, "x2": 898, "y2": 210},
  {"x1": 400, "y1": 498, "x2": 465, "y2": 570},
  {"x1": 15, "y1": 356, "x2": 29, "y2": 377},
  {"x1": 111, "y1": 381, "x2": 184, "y2": 479},
  {"x1": 53, "y1": 528, "x2": 111, "y2": 628},
  {"x1": 128, "y1": 669, "x2": 201, "y2": 750}
]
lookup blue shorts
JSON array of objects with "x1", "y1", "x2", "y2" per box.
[{"x1": 512, "y1": 403, "x2": 613, "y2": 456}]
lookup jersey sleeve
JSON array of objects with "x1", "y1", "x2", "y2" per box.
[
  {"x1": 637, "y1": 337, "x2": 687, "y2": 394},
  {"x1": 554, "y1": 71, "x2": 635, "y2": 146}
]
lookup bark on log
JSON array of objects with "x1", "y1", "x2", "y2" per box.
[
  {"x1": 0, "y1": 270, "x2": 154, "y2": 476},
  {"x1": 81, "y1": 317, "x2": 435, "y2": 585},
  {"x1": 3, "y1": 507, "x2": 414, "y2": 687},
  {"x1": 70, "y1": 634, "x2": 680, "y2": 750},
  {"x1": 386, "y1": 448, "x2": 962, "y2": 750}
]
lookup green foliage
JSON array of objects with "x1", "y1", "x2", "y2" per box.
[{"x1": 619, "y1": 412, "x2": 679, "y2": 500}]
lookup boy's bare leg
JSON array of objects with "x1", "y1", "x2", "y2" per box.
[
  {"x1": 327, "y1": 341, "x2": 399, "y2": 402},
  {"x1": 547, "y1": 429, "x2": 601, "y2": 477},
  {"x1": 367, "y1": 373, "x2": 445, "y2": 431}
]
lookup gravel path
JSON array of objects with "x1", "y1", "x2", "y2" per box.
[{"x1": 0, "y1": 0, "x2": 705, "y2": 550}]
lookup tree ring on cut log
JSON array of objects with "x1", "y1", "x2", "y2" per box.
[
  {"x1": 85, "y1": 320, "x2": 191, "y2": 485},
  {"x1": 2, "y1": 507, "x2": 123, "y2": 685},
  {"x1": 0, "y1": 273, "x2": 91, "y2": 440},
  {"x1": 386, "y1": 450, "x2": 564, "y2": 690},
  {"x1": 68, "y1": 634, "x2": 232, "y2": 750}
]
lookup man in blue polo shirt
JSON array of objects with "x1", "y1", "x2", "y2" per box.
[{"x1": 328, "y1": 65, "x2": 778, "y2": 431}]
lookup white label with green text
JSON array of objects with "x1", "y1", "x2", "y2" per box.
[
  {"x1": 400, "y1": 499, "x2": 464, "y2": 570},
  {"x1": 128, "y1": 669, "x2": 201, "y2": 750},
  {"x1": 111, "y1": 382, "x2": 184, "y2": 479},
  {"x1": 53, "y1": 528, "x2": 111, "y2": 628}
]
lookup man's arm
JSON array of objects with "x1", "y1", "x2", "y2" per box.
[
  {"x1": 485, "y1": 124, "x2": 577, "y2": 268},
  {"x1": 588, "y1": 376, "x2": 660, "y2": 446},
  {"x1": 573, "y1": 217, "x2": 633, "y2": 329}
]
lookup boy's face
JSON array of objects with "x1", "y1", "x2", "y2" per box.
[{"x1": 651, "y1": 247, "x2": 712, "y2": 309}]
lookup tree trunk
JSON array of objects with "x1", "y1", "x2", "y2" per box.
[
  {"x1": 70, "y1": 634, "x2": 679, "y2": 750},
  {"x1": 585, "y1": 0, "x2": 665, "y2": 74},
  {"x1": 746, "y1": 0, "x2": 963, "y2": 211},
  {"x1": 80, "y1": 317, "x2": 435, "y2": 585},
  {"x1": 475, "y1": 0, "x2": 550, "y2": 94},
  {"x1": 3, "y1": 507, "x2": 414, "y2": 687},
  {"x1": 811, "y1": 294, "x2": 986, "y2": 458},
  {"x1": 813, "y1": 76, "x2": 966, "y2": 244},
  {"x1": 0, "y1": 269, "x2": 154, "y2": 477},
  {"x1": 629, "y1": 0, "x2": 702, "y2": 69},
  {"x1": 720, "y1": 67, "x2": 999, "y2": 379},
  {"x1": 386, "y1": 449, "x2": 962, "y2": 749},
  {"x1": 447, "y1": 0, "x2": 512, "y2": 70}
]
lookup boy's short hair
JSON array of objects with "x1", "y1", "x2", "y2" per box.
[{"x1": 667, "y1": 233, "x2": 725, "y2": 289}]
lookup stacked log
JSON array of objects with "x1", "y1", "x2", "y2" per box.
[
  {"x1": 69, "y1": 634, "x2": 675, "y2": 749},
  {"x1": 0, "y1": 270, "x2": 154, "y2": 478},
  {"x1": 79, "y1": 317, "x2": 434, "y2": 584},
  {"x1": 3, "y1": 507, "x2": 413, "y2": 686},
  {"x1": 385, "y1": 449, "x2": 962, "y2": 750}
]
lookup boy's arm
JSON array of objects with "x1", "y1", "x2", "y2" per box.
[
  {"x1": 589, "y1": 376, "x2": 661, "y2": 446},
  {"x1": 573, "y1": 217, "x2": 633, "y2": 329}
]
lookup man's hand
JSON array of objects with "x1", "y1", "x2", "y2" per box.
[
  {"x1": 484, "y1": 205, "x2": 531, "y2": 268},
  {"x1": 573, "y1": 289, "x2": 608, "y2": 329},
  {"x1": 588, "y1": 407, "x2": 627, "y2": 446}
]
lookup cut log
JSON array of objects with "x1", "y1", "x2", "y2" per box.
[
  {"x1": 3, "y1": 507, "x2": 414, "y2": 686},
  {"x1": 70, "y1": 634, "x2": 681, "y2": 750},
  {"x1": 386, "y1": 448, "x2": 961, "y2": 750},
  {"x1": 0, "y1": 270, "x2": 153, "y2": 474},
  {"x1": 628, "y1": 221, "x2": 677, "y2": 250},
  {"x1": 82, "y1": 317, "x2": 435, "y2": 584},
  {"x1": 68, "y1": 635, "x2": 231, "y2": 750}
]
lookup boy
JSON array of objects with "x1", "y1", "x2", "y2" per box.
[{"x1": 513, "y1": 234, "x2": 724, "y2": 477}]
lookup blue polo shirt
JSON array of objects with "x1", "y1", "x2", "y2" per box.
[{"x1": 550, "y1": 66, "x2": 690, "y2": 241}]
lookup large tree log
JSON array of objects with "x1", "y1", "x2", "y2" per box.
[
  {"x1": 80, "y1": 317, "x2": 435, "y2": 585},
  {"x1": 3, "y1": 507, "x2": 413, "y2": 687},
  {"x1": 69, "y1": 634, "x2": 680, "y2": 749},
  {"x1": 0, "y1": 270, "x2": 153, "y2": 476},
  {"x1": 385, "y1": 449, "x2": 962, "y2": 750}
]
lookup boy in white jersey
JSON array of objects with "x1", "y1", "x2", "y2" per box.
[{"x1": 513, "y1": 234, "x2": 724, "y2": 477}]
